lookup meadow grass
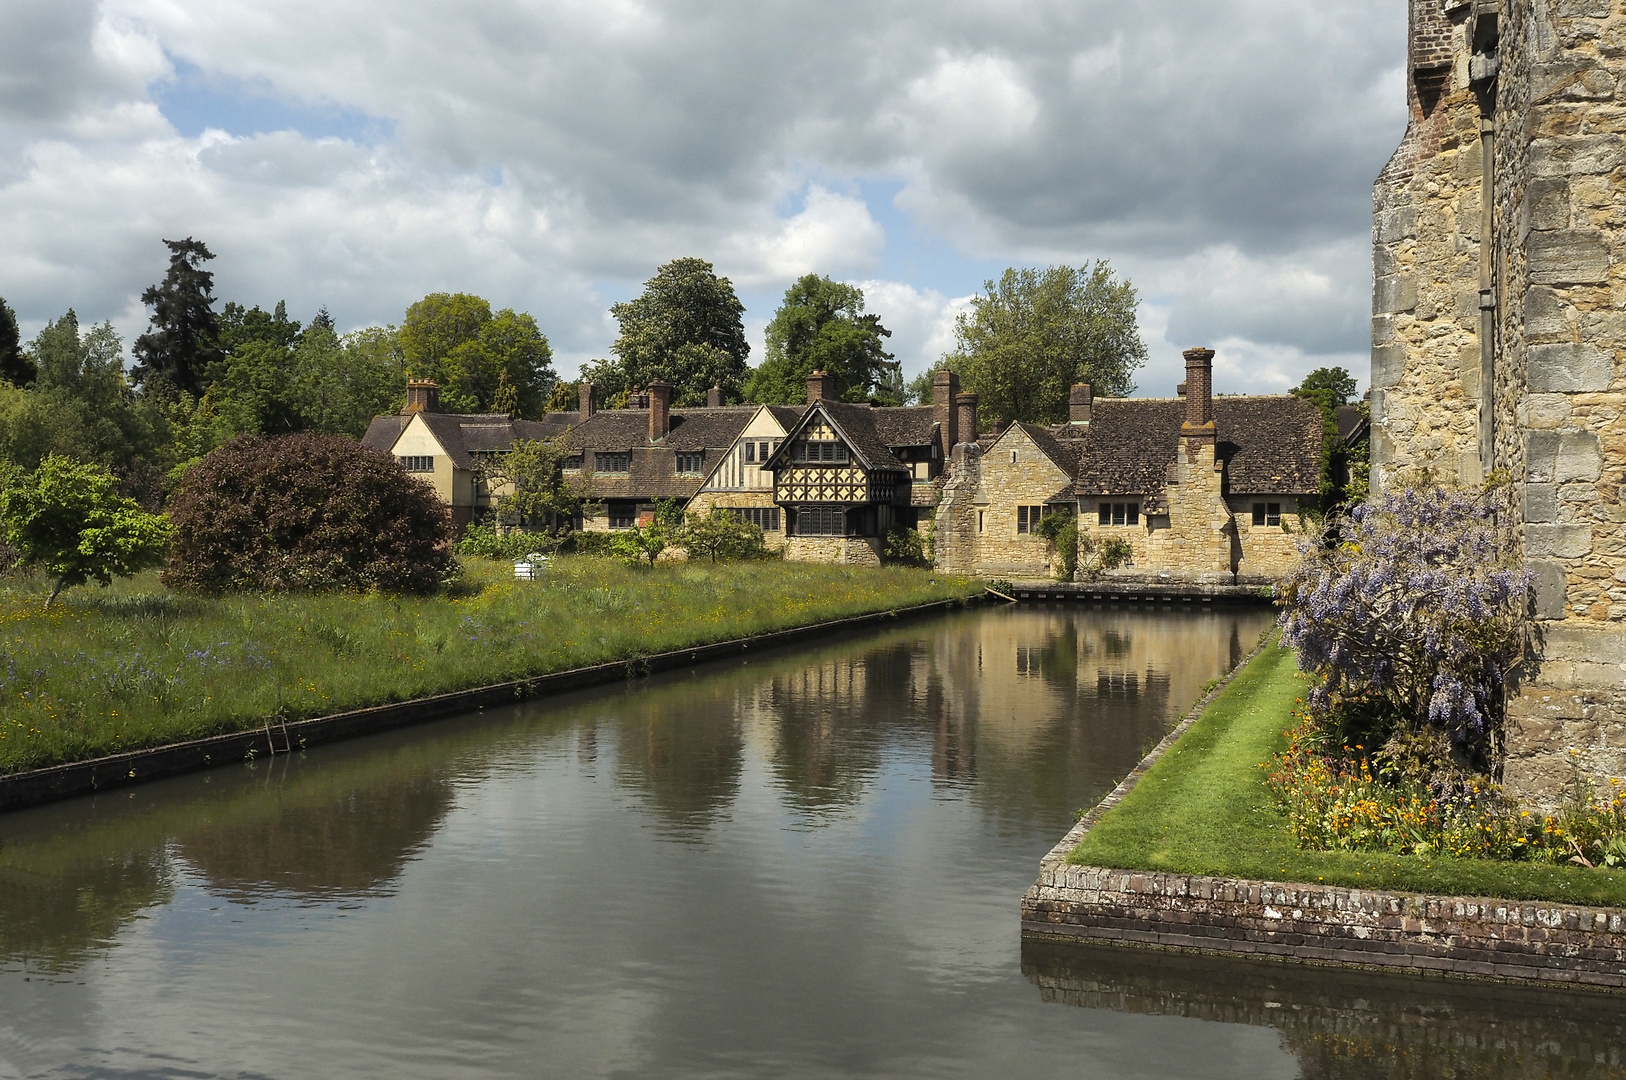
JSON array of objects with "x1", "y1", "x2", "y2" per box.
[
  {"x1": 1070, "y1": 639, "x2": 1626, "y2": 906},
  {"x1": 0, "y1": 557, "x2": 980, "y2": 774}
]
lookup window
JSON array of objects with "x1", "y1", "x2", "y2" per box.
[
  {"x1": 744, "y1": 442, "x2": 755, "y2": 463},
  {"x1": 562, "y1": 455, "x2": 583, "y2": 470},
  {"x1": 1010, "y1": 450, "x2": 1018, "y2": 463},
  {"x1": 400, "y1": 455, "x2": 434, "y2": 473},
  {"x1": 675, "y1": 452, "x2": 704, "y2": 475},
  {"x1": 797, "y1": 506, "x2": 846, "y2": 535},
  {"x1": 731, "y1": 507, "x2": 781, "y2": 531},
  {"x1": 760, "y1": 441, "x2": 772, "y2": 461},
  {"x1": 608, "y1": 501, "x2": 636, "y2": 529},
  {"x1": 1252, "y1": 502, "x2": 1282, "y2": 527},
  {"x1": 1017, "y1": 505, "x2": 1045, "y2": 534},
  {"x1": 1098, "y1": 502, "x2": 1140, "y2": 526},
  {"x1": 977, "y1": 510, "x2": 984, "y2": 533},
  {"x1": 792, "y1": 440, "x2": 848, "y2": 463},
  {"x1": 595, "y1": 451, "x2": 630, "y2": 473}
]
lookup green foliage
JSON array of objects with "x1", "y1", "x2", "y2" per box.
[
  {"x1": 480, "y1": 438, "x2": 585, "y2": 535},
  {"x1": 603, "y1": 258, "x2": 750, "y2": 406},
  {"x1": 218, "y1": 299, "x2": 301, "y2": 356},
  {"x1": 399, "y1": 293, "x2": 555, "y2": 416},
  {"x1": 0, "y1": 456, "x2": 171, "y2": 605},
  {"x1": 612, "y1": 523, "x2": 671, "y2": 566},
  {"x1": 681, "y1": 506, "x2": 768, "y2": 562},
  {"x1": 1291, "y1": 366, "x2": 1358, "y2": 510},
  {"x1": 882, "y1": 526, "x2": 930, "y2": 568},
  {"x1": 746, "y1": 275, "x2": 898, "y2": 405},
  {"x1": 1033, "y1": 512, "x2": 1077, "y2": 580},
  {"x1": 946, "y1": 263, "x2": 1146, "y2": 426},
  {"x1": 546, "y1": 380, "x2": 580, "y2": 413},
  {"x1": 0, "y1": 296, "x2": 33, "y2": 388},
  {"x1": 0, "y1": 313, "x2": 167, "y2": 487},
  {"x1": 162, "y1": 432, "x2": 453, "y2": 594},
  {"x1": 131, "y1": 238, "x2": 223, "y2": 399},
  {"x1": 455, "y1": 523, "x2": 555, "y2": 560}
]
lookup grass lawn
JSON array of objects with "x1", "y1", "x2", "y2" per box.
[
  {"x1": 1070, "y1": 638, "x2": 1626, "y2": 907},
  {"x1": 0, "y1": 557, "x2": 980, "y2": 775}
]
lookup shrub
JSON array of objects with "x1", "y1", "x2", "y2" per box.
[
  {"x1": 1032, "y1": 513, "x2": 1077, "y2": 580},
  {"x1": 0, "y1": 455, "x2": 172, "y2": 605},
  {"x1": 163, "y1": 432, "x2": 453, "y2": 593},
  {"x1": 564, "y1": 531, "x2": 620, "y2": 557},
  {"x1": 1278, "y1": 483, "x2": 1529, "y2": 769},
  {"x1": 456, "y1": 523, "x2": 561, "y2": 560},
  {"x1": 682, "y1": 507, "x2": 768, "y2": 562},
  {"x1": 883, "y1": 525, "x2": 930, "y2": 567}
]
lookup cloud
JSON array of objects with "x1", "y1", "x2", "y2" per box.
[{"x1": 0, "y1": 0, "x2": 1403, "y2": 394}]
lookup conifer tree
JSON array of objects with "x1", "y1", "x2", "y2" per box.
[
  {"x1": 131, "y1": 238, "x2": 223, "y2": 398},
  {"x1": 0, "y1": 296, "x2": 34, "y2": 387}
]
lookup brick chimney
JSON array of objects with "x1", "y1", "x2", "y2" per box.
[
  {"x1": 932, "y1": 368, "x2": 960, "y2": 459},
  {"x1": 1069, "y1": 382, "x2": 1093, "y2": 424},
  {"x1": 648, "y1": 379, "x2": 672, "y2": 440},
  {"x1": 1181, "y1": 347, "x2": 1216, "y2": 443},
  {"x1": 806, "y1": 369, "x2": 835, "y2": 403},
  {"x1": 956, "y1": 392, "x2": 978, "y2": 445},
  {"x1": 579, "y1": 381, "x2": 595, "y2": 419},
  {"x1": 404, "y1": 377, "x2": 439, "y2": 414},
  {"x1": 707, "y1": 385, "x2": 723, "y2": 408}
]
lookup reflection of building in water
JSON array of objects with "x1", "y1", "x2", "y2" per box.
[
  {"x1": 611, "y1": 682, "x2": 745, "y2": 837},
  {"x1": 1023, "y1": 939, "x2": 1626, "y2": 1080}
]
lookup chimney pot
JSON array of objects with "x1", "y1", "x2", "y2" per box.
[
  {"x1": 932, "y1": 368, "x2": 960, "y2": 459},
  {"x1": 806, "y1": 369, "x2": 835, "y2": 404},
  {"x1": 956, "y1": 392, "x2": 978, "y2": 444},
  {"x1": 1068, "y1": 382, "x2": 1093, "y2": 424},
  {"x1": 648, "y1": 379, "x2": 673, "y2": 440},
  {"x1": 579, "y1": 381, "x2": 595, "y2": 419}
]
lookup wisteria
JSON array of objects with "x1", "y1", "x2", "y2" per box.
[{"x1": 1278, "y1": 483, "x2": 1530, "y2": 764}]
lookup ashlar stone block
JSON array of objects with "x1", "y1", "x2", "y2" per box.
[
  {"x1": 1526, "y1": 177, "x2": 1571, "y2": 231},
  {"x1": 1527, "y1": 431, "x2": 1605, "y2": 483},
  {"x1": 1374, "y1": 274, "x2": 1419, "y2": 314},
  {"x1": 1531, "y1": 136, "x2": 1626, "y2": 178},
  {"x1": 1528, "y1": 230, "x2": 1610, "y2": 284},
  {"x1": 1525, "y1": 483, "x2": 1558, "y2": 523},
  {"x1": 1526, "y1": 523, "x2": 1595, "y2": 559},
  {"x1": 1371, "y1": 344, "x2": 1406, "y2": 389},
  {"x1": 1527, "y1": 343, "x2": 1614, "y2": 392},
  {"x1": 1524, "y1": 287, "x2": 1575, "y2": 338}
]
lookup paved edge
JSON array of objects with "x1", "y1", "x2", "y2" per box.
[{"x1": 0, "y1": 594, "x2": 980, "y2": 814}]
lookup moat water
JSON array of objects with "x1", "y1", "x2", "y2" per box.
[{"x1": 2, "y1": 605, "x2": 1622, "y2": 1079}]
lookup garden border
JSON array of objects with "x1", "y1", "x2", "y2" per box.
[
  {"x1": 0, "y1": 595, "x2": 980, "y2": 814},
  {"x1": 1020, "y1": 639, "x2": 1626, "y2": 991}
]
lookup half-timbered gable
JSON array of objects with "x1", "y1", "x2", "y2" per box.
[{"x1": 684, "y1": 405, "x2": 802, "y2": 545}]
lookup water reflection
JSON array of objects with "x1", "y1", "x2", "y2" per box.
[
  {"x1": 612, "y1": 681, "x2": 746, "y2": 837},
  {"x1": 1023, "y1": 938, "x2": 1626, "y2": 1079}
]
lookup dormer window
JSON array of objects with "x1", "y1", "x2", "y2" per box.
[
  {"x1": 595, "y1": 452, "x2": 630, "y2": 474},
  {"x1": 675, "y1": 452, "x2": 704, "y2": 475}
]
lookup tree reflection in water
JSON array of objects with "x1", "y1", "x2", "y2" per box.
[
  {"x1": 611, "y1": 683, "x2": 745, "y2": 839},
  {"x1": 1023, "y1": 938, "x2": 1626, "y2": 1080}
]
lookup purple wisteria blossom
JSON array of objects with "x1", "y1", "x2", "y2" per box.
[{"x1": 1278, "y1": 484, "x2": 1531, "y2": 760}]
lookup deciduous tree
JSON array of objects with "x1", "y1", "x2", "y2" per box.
[
  {"x1": 946, "y1": 263, "x2": 1146, "y2": 426},
  {"x1": 399, "y1": 293, "x2": 555, "y2": 416},
  {"x1": 0, "y1": 297, "x2": 34, "y2": 388},
  {"x1": 746, "y1": 275, "x2": 898, "y2": 405},
  {"x1": 481, "y1": 438, "x2": 586, "y2": 536},
  {"x1": 0, "y1": 456, "x2": 172, "y2": 606},
  {"x1": 605, "y1": 258, "x2": 749, "y2": 406}
]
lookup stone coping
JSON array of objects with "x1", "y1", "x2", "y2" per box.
[
  {"x1": 1005, "y1": 579, "x2": 1274, "y2": 604},
  {"x1": 1021, "y1": 637, "x2": 1626, "y2": 989},
  {"x1": 0, "y1": 595, "x2": 979, "y2": 815}
]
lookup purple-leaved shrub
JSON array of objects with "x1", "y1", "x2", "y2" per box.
[{"x1": 1278, "y1": 483, "x2": 1530, "y2": 766}]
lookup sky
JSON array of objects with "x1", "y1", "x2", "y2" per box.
[{"x1": 0, "y1": 0, "x2": 1406, "y2": 398}]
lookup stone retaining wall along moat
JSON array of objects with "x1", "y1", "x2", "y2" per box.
[{"x1": 1020, "y1": 650, "x2": 1626, "y2": 990}]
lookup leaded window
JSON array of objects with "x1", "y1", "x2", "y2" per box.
[
  {"x1": 400, "y1": 455, "x2": 434, "y2": 473},
  {"x1": 608, "y1": 501, "x2": 636, "y2": 529},
  {"x1": 1017, "y1": 505, "x2": 1045, "y2": 534},
  {"x1": 1252, "y1": 502, "x2": 1282, "y2": 526},
  {"x1": 731, "y1": 507, "x2": 781, "y2": 531},
  {"x1": 797, "y1": 506, "x2": 846, "y2": 535},
  {"x1": 1098, "y1": 502, "x2": 1139, "y2": 526},
  {"x1": 792, "y1": 440, "x2": 848, "y2": 464},
  {"x1": 595, "y1": 451, "x2": 631, "y2": 473},
  {"x1": 675, "y1": 452, "x2": 704, "y2": 474}
]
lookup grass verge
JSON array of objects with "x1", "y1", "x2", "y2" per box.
[
  {"x1": 0, "y1": 557, "x2": 979, "y2": 774},
  {"x1": 1069, "y1": 638, "x2": 1626, "y2": 906}
]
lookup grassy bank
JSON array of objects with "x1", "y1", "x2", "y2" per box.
[
  {"x1": 1070, "y1": 640, "x2": 1626, "y2": 906},
  {"x1": 0, "y1": 558, "x2": 980, "y2": 775}
]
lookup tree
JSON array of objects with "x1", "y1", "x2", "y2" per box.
[
  {"x1": 0, "y1": 456, "x2": 172, "y2": 606},
  {"x1": 399, "y1": 293, "x2": 555, "y2": 416},
  {"x1": 945, "y1": 263, "x2": 1146, "y2": 426},
  {"x1": 679, "y1": 506, "x2": 766, "y2": 562},
  {"x1": 746, "y1": 275, "x2": 898, "y2": 405},
  {"x1": 0, "y1": 296, "x2": 35, "y2": 388},
  {"x1": 1292, "y1": 366, "x2": 1360, "y2": 509},
  {"x1": 163, "y1": 432, "x2": 453, "y2": 594},
  {"x1": 218, "y1": 299, "x2": 302, "y2": 357},
  {"x1": 481, "y1": 438, "x2": 586, "y2": 536},
  {"x1": 132, "y1": 238, "x2": 223, "y2": 398},
  {"x1": 607, "y1": 258, "x2": 750, "y2": 406}
]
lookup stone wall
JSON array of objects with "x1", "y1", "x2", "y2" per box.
[
  {"x1": 683, "y1": 491, "x2": 789, "y2": 551},
  {"x1": 1140, "y1": 438, "x2": 1233, "y2": 582},
  {"x1": 1226, "y1": 496, "x2": 1306, "y2": 582},
  {"x1": 783, "y1": 536, "x2": 881, "y2": 566},
  {"x1": 932, "y1": 426, "x2": 1073, "y2": 579}
]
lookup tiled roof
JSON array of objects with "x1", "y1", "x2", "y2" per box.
[
  {"x1": 871, "y1": 405, "x2": 937, "y2": 448},
  {"x1": 1335, "y1": 404, "x2": 1367, "y2": 444},
  {"x1": 564, "y1": 407, "x2": 756, "y2": 452},
  {"x1": 360, "y1": 415, "x2": 409, "y2": 455},
  {"x1": 819, "y1": 401, "x2": 910, "y2": 472},
  {"x1": 1011, "y1": 421, "x2": 1082, "y2": 475},
  {"x1": 361, "y1": 410, "x2": 585, "y2": 468},
  {"x1": 1065, "y1": 396, "x2": 1323, "y2": 497}
]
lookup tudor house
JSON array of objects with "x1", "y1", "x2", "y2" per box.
[
  {"x1": 934, "y1": 348, "x2": 1324, "y2": 583},
  {"x1": 361, "y1": 378, "x2": 581, "y2": 530}
]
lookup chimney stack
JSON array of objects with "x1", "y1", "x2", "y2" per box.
[
  {"x1": 932, "y1": 368, "x2": 960, "y2": 460},
  {"x1": 956, "y1": 392, "x2": 978, "y2": 445},
  {"x1": 1180, "y1": 347, "x2": 1215, "y2": 443},
  {"x1": 648, "y1": 379, "x2": 672, "y2": 440},
  {"x1": 806, "y1": 369, "x2": 835, "y2": 403},
  {"x1": 707, "y1": 385, "x2": 723, "y2": 408},
  {"x1": 579, "y1": 381, "x2": 596, "y2": 420},
  {"x1": 404, "y1": 377, "x2": 439, "y2": 414},
  {"x1": 1068, "y1": 382, "x2": 1093, "y2": 424}
]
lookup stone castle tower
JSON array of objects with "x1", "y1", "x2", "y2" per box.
[{"x1": 1371, "y1": 0, "x2": 1626, "y2": 803}]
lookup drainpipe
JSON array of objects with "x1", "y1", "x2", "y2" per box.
[{"x1": 1470, "y1": 2, "x2": 1499, "y2": 474}]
